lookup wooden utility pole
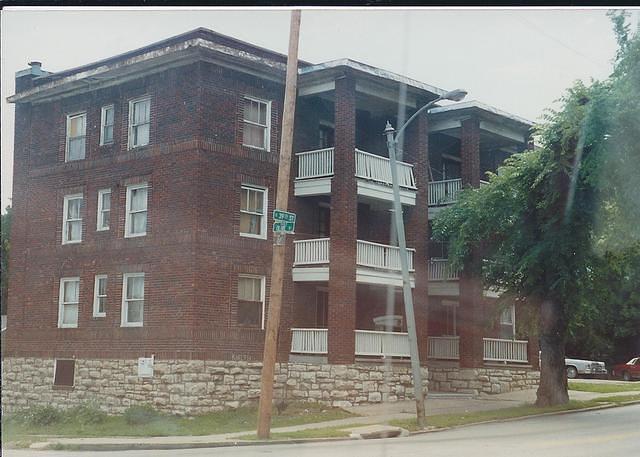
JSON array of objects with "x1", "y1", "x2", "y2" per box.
[{"x1": 256, "y1": 9, "x2": 301, "y2": 440}]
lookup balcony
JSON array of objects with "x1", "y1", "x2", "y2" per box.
[
  {"x1": 294, "y1": 148, "x2": 417, "y2": 205},
  {"x1": 290, "y1": 328, "x2": 410, "y2": 358},
  {"x1": 483, "y1": 338, "x2": 528, "y2": 363},
  {"x1": 428, "y1": 258, "x2": 459, "y2": 281},
  {"x1": 427, "y1": 336, "x2": 460, "y2": 360},
  {"x1": 292, "y1": 238, "x2": 415, "y2": 287},
  {"x1": 428, "y1": 178, "x2": 462, "y2": 206}
]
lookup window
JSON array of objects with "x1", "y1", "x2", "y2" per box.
[
  {"x1": 62, "y1": 194, "x2": 83, "y2": 244},
  {"x1": 58, "y1": 277, "x2": 80, "y2": 328},
  {"x1": 65, "y1": 112, "x2": 86, "y2": 161},
  {"x1": 53, "y1": 359, "x2": 75, "y2": 387},
  {"x1": 125, "y1": 183, "x2": 148, "y2": 237},
  {"x1": 93, "y1": 275, "x2": 107, "y2": 317},
  {"x1": 121, "y1": 273, "x2": 144, "y2": 327},
  {"x1": 317, "y1": 203, "x2": 331, "y2": 237},
  {"x1": 96, "y1": 189, "x2": 111, "y2": 231},
  {"x1": 239, "y1": 185, "x2": 267, "y2": 239},
  {"x1": 242, "y1": 97, "x2": 270, "y2": 151},
  {"x1": 128, "y1": 97, "x2": 150, "y2": 149},
  {"x1": 318, "y1": 124, "x2": 335, "y2": 149},
  {"x1": 238, "y1": 275, "x2": 265, "y2": 328},
  {"x1": 100, "y1": 105, "x2": 114, "y2": 145},
  {"x1": 500, "y1": 305, "x2": 515, "y2": 326}
]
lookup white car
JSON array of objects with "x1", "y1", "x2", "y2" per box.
[{"x1": 565, "y1": 357, "x2": 608, "y2": 379}]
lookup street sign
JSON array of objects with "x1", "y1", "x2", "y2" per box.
[
  {"x1": 273, "y1": 209, "x2": 296, "y2": 223},
  {"x1": 273, "y1": 221, "x2": 295, "y2": 233}
]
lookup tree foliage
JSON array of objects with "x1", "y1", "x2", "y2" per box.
[
  {"x1": 1, "y1": 205, "x2": 11, "y2": 316},
  {"x1": 433, "y1": 11, "x2": 640, "y2": 406}
]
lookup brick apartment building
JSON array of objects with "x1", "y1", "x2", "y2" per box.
[{"x1": 2, "y1": 28, "x2": 539, "y2": 415}]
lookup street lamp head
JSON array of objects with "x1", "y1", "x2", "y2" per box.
[
  {"x1": 384, "y1": 120, "x2": 395, "y2": 135},
  {"x1": 442, "y1": 89, "x2": 467, "y2": 102}
]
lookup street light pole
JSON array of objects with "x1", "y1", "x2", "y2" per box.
[{"x1": 384, "y1": 89, "x2": 466, "y2": 429}]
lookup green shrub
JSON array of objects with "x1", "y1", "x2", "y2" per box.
[
  {"x1": 15, "y1": 405, "x2": 62, "y2": 426},
  {"x1": 66, "y1": 403, "x2": 107, "y2": 425},
  {"x1": 123, "y1": 404, "x2": 161, "y2": 425}
]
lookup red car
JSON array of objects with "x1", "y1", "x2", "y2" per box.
[{"x1": 611, "y1": 356, "x2": 640, "y2": 381}]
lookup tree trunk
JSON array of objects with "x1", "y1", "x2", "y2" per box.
[{"x1": 536, "y1": 298, "x2": 569, "y2": 407}]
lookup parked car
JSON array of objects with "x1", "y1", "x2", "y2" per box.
[
  {"x1": 610, "y1": 356, "x2": 640, "y2": 381},
  {"x1": 565, "y1": 357, "x2": 607, "y2": 379}
]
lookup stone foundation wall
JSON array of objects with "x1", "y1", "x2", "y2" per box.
[
  {"x1": 428, "y1": 366, "x2": 540, "y2": 396},
  {"x1": 1, "y1": 358, "x2": 428, "y2": 415}
]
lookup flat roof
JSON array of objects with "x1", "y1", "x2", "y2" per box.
[{"x1": 429, "y1": 100, "x2": 533, "y2": 127}]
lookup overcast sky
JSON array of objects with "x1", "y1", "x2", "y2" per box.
[{"x1": 2, "y1": 7, "x2": 639, "y2": 212}]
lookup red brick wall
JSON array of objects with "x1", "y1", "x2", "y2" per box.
[{"x1": 6, "y1": 59, "x2": 289, "y2": 361}]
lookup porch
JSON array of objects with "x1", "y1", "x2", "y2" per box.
[
  {"x1": 294, "y1": 148, "x2": 417, "y2": 205},
  {"x1": 290, "y1": 328, "x2": 529, "y2": 364},
  {"x1": 292, "y1": 238, "x2": 416, "y2": 287}
]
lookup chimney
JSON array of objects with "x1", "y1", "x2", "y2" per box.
[{"x1": 15, "y1": 61, "x2": 49, "y2": 92}]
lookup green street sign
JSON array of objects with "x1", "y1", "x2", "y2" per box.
[
  {"x1": 273, "y1": 221, "x2": 295, "y2": 233},
  {"x1": 273, "y1": 209, "x2": 296, "y2": 223}
]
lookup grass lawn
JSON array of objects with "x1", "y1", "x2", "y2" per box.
[
  {"x1": 2, "y1": 402, "x2": 355, "y2": 444},
  {"x1": 568, "y1": 381, "x2": 640, "y2": 393},
  {"x1": 390, "y1": 393, "x2": 640, "y2": 432}
]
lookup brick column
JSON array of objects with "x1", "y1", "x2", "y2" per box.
[
  {"x1": 404, "y1": 106, "x2": 429, "y2": 364},
  {"x1": 458, "y1": 115, "x2": 484, "y2": 368},
  {"x1": 460, "y1": 117, "x2": 481, "y2": 187},
  {"x1": 327, "y1": 75, "x2": 358, "y2": 364}
]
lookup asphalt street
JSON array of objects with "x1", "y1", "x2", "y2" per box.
[{"x1": 4, "y1": 404, "x2": 639, "y2": 457}]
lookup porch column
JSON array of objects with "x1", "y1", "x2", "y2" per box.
[
  {"x1": 327, "y1": 74, "x2": 358, "y2": 364},
  {"x1": 460, "y1": 117, "x2": 481, "y2": 187},
  {"x1": 404, "y1": 104, "x2": 430, "y2": 363},
  {"x1": 458, "y1": 115, "x2": 484, "y2": 368}
]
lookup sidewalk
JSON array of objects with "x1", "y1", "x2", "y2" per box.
[{"x1": 25, "y1": 388, "x2": 636, "y2": 451}]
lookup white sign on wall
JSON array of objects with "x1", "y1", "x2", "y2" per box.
[{"x1": 138, "y1": 355, "x2": 154, "y2": 378}]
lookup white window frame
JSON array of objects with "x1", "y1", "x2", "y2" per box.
[
  {"x1": 96, "y1": 189, "x2": 111, "y2": 231},
  {"x1": 442, "y1": 300, "x2": 458, "y2": 337},
  {"x1": 242, "y1": 96, "x2": 271, "y2": 152},
  {"x1": 238, "y1": 274, "x2": 266, "y2": 330},
  {"x1": 62, "y1": 193, "x2": 83, "y2": 245},
  {"x1": 239, "y1": 185, "x2": 267, "y2": 240},
  {"x1": 100, "y1": 105, "x2": 115, "y2": 145},
  {"x1": 65, "y1": 112, "x2": 87, "y2": 162},
  {"x1": 128, "y1": 96, "x2": 151, "y2": 150},
  {"x1": 58, "y1": 277, "x2": 80, "y2": 328},
  {"x1": 500, "y1": 304, "x2": 515, "y2": 326},
  {"x1": 93, "y1": 274, "x2": 107, "y2": 318},
  {"x1": 121, "y1": 273, "x2": 145, "y2": 327},
  {"x1": 125, "y1": 183, "x2": 148, "y2": 238}
]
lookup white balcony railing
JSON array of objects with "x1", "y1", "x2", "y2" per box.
[
  {"x1": 355, "y1": 149, "x2": 416, "y2": 189},
  {"x1": 429, "y1": 178, "x2": 462, "y2": 206},
  {"x1": 428, "y1": 336, "x2": 460, "y2": 360},
  {"x1": 483, "y1": 338, "x2": 528, "y2": 363},
  {"x1": 291, "y1": 328, "x2": 328, "y2": 354},
  {"x1": 296, "y1": 148, "x2": 335, "y2": 180},
  {"x1": 293, "y1": 238, "x2": 330, "y2": 266},
  {"x1": 428, "y1": 258, "x2": 459, "y2": 281},
  {"x1": 355, "y1": 330, "x2": 410, "y2": 357},
  {"x1": 357, "y1": 240, "x2": 415, "y2": 272}
]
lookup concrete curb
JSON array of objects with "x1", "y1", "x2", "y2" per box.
[{"x1": 28, "y1": 399, "x2": 640, "y2": 452}]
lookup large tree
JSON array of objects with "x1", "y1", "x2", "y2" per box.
[{"x1": 433, "y1": 12, "x2": 640, "y2": 407}]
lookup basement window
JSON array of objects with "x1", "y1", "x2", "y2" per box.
[{"x1": 53, "y1": 359, "x2": 75, "y2": 387}]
